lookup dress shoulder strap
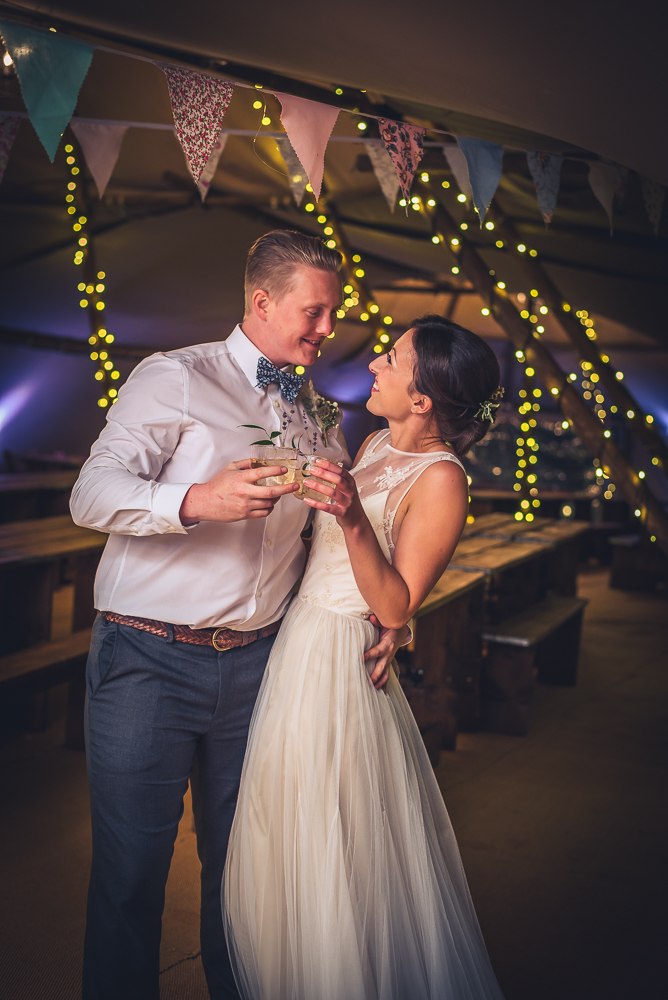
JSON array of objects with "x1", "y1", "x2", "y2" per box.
[
  {"x1": 383, "y1": 451, "x2": 468, "y2": 549},
  {"x1": 353, "y1": 428, "x2": 390, "y2": 471}
]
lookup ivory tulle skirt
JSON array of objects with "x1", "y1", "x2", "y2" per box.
[{"x1": 222, "y1": 596, "x2": 504, "y2": 1000}]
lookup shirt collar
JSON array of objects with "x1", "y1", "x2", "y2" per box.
[{"x1": 226, "y1": 324, "x2": 293, "y2": 391}]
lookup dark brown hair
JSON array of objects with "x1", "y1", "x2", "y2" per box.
[
  {"x1": 410, "y1": 314, "x2": 501, "y2": 456},
  {"x1": 244, "y1": 230, "x2": 342, "y2": 314}
]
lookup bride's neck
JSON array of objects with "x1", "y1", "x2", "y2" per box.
[{"x1": 386, "y1": 415, "x2": 445, "y2": 454}]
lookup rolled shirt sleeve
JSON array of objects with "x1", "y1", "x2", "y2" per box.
[{"x1": 70, "y1": 353, "x2": 194, "y2": 536}]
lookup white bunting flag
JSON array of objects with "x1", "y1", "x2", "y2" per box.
[
  {"x1": 365, "y1": 141, "x2": 400, "y2": 211},
  {"x1": 70, "y1": 122, "x2": 128, "y2": 198}
]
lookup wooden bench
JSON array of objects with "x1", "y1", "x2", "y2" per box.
[
  {"x1": 609, "y1": 533, "x2": 668, "y2": 592},
  {"x1": 0, "y1": 470, "x2": 78, "y2": 524},
  {"x1": 480, "y1": 595, "x2": 588, "y2": 736},
  {"x1": 0, "y1": 629, "x2": 92, "y2": 749},
  {"x1": 0, "y1": 515, "x2": 107, "y2": 654},
  {"x1": 398, "y1": 568, "x2": 487, "y2": 762},
  {"x1": 521, "y1": 520, "x2": 590, "y2": 596},
  {"x1": 448, "y1": 538, "x2": 555, "y2": 626}
]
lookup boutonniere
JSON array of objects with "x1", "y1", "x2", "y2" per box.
[{"x1": 299, "y1": 381, "x2": 340, "y2": 446}]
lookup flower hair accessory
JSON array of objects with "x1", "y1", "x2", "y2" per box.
[{"x1": 475, "y1": 386, "x2": 504, "y2": 422}]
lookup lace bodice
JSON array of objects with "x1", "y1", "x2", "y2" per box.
[{"x1": 297, "y1": 429, "x2": 466, "y2": 619}]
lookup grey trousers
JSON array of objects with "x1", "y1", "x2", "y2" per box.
[{"x1": 82, "y1": 614, "x2": 274, "y2": 1000}]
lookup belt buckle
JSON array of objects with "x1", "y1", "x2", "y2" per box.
[{"x1": 212, "y1": 628, "x2": 230, "y2": 651}]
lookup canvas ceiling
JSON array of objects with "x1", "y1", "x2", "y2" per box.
[{"x1": 0, "y1": 1, "x2": 666, "y2": 460}]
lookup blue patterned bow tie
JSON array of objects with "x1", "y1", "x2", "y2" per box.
[{"x1": 256, "y1": 356, "x2": 305, "y2": 403}]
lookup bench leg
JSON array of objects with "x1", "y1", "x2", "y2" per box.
[
  {"x1": 480, "y1": 643, "x2": 535, "y2": 736},
  {"x1": 535, "y1": 609, "x2": 585, "y2": 686},
  {"x1": 64, "y1": 665, "x2": 86, "y2": 751}
]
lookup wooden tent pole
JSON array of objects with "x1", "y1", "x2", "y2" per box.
[
  {"x1": 486, "y1": 208, "x2": 668, "y2": 471},
  {"x1": 427, "y1": 198, "x2": 668, "y2": 555}
]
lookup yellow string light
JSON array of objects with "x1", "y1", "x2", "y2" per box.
[{"x1": 66, "y1": 145, "x2": 120, "y2": 406}]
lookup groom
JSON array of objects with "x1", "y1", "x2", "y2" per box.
[{"x1": 71, "y1": 230, "x2": 405, "y2": 1000}]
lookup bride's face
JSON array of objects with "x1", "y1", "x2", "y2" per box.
[{"x1": 366, "y1": 330, "x2": 422, "y2": 418}]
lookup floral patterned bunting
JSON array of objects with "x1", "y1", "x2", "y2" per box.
[
  {"x1": 0, "y1": 115, "x2": 20, "y2": 186},
  {"x1": 194, "y1": 130, "x2": 228, "y2": 201},
  {"x1": 526, "y1": 151, "x2": 563, "y2": 226},
  {"x1": 640, "y1": 176, "x2": 665, "y2": 236},
  {"x1": 364, "y1": 141, "x2": 400, "y2": 212},
  {"x1": 275, "y1": 135, "x2": 308, "y2": 206},
  {"x1": 159, "y1": 64, "x2": 233, "y2": 183},
  {"x1": 377, "y1": 119, "x2": 425, "y2": 203}
]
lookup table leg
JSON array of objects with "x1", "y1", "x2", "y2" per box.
[{"x1": 0, "y1": 561, "x2": 57, "y2": 654}]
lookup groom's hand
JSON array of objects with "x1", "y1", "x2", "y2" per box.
[
  {"x1": 180, "y1": 459, "x2": 300, "y2": 525},
  {"x1": 364, "y1": 617, "x2": 410, "y2": 692}
]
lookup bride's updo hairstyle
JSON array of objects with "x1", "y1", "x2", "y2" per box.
[{"x1": 410, "y1": 314, "x2": 501, "y2": 456}]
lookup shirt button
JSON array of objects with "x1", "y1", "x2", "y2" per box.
[
  {"x1": 257, "y1": 589, "x2": 263, "y2": 598},
  {"x1": 266, "y1": 539, "x2": 272, "y2": 547},
  {"x1": 274, "y1": 401, "x2": 280, "y2": 409}
]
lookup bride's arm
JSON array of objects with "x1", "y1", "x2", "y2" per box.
[{"x1": 304, "y1": 458, "x2": 468, "y2": 630}]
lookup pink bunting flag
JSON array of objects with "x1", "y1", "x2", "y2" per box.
[
  {"x1": 377, "y1": 119, "x2": 426, "y2": 203},
  {"x1": 160, "y1": 65, "x2": 233, "y2": 183},
  {"x1": 275, "y1": 93, "x2": 339, "y2": 202},
  {"x1": 0, "y1": 115, "x2": 20, "y2": 186},
  {"x1": 70, "y1": 122, "x2": 128, "y2": 198}
]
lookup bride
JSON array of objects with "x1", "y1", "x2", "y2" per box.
[{"x1": 223, "y1": 314, "x2": 505, "y2": 1000}]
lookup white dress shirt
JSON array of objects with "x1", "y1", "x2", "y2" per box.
[{"x1": 70, "y1": 325, "x2": 349, "y2": 629}]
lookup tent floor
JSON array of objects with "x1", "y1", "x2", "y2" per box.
[{"x1": 1, "y1": 568, "x2": 666, "y2": 1000}]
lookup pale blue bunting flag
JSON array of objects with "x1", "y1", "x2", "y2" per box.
[
  {"x1": 456, "y1": 137, "x2": 503, "y2": 224},
  {"x1": 0, "y1": 21, "x2": 93, "y2": 161}
]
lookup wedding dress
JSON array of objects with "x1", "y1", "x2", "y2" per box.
[{"x1": 223, "y1": 429, "x2": 505, "y2": 1000}]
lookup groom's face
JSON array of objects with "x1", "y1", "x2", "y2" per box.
[{"x1": 255, "y1": 267, "x2": 342, "y2": 368}]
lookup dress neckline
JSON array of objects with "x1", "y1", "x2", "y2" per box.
[{"x1": 385, "y1": 443, "x2": 456, "y2": 459}]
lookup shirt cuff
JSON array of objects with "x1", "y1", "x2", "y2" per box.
[{"x1": 151, "y1": 482, "x2": 196, "y2": 534}]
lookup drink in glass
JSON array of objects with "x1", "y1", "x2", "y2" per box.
[{"x1": 250, "y1": 446, "x2": 302, "y2": 486}]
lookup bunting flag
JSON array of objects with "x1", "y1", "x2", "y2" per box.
[
  {"x1": 527, "y1": 151, "x2": 563, "y2": 225},
  {"x1": 442, "y1": 144, "x2": 473, "y2": 203},
  {"x1": 588, "y1": 162, "x2": 622, "y2": 234},
  {"x1": 456, "y1": 137, "x2": 503, "y2": 224},
  {"x1": 377, "y1": 119, "x2": 425, "y2": 203},
  {"x1": 159, "y1": 65, "x2": 233, "y2": 184},
  {"x1": 276, "y1": 93, "x2": 339, "y2": 202},
  {"x1": 275, "y1": 135, "x2": 308, "y2": 206},
  {"x1": 0, "y1": 20, "x2": 93, "y2": 162},
  {"x1": 640, "y1": 176, "x2": 665, "y2": 236},
  {"x1": 0, "y1": 115, "x2": 21, "y2": 185},
  {"x1": 70, "y1": 122, "x2": 128, "y2": 198},
  {"x1": 364, "y1": 141, "x2": 400, "y2": 211},
  {"x1": 194, "y1": 130, "x2": 228, "y2": 201}
]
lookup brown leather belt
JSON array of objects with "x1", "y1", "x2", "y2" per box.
[{"x1": 101, "y1": 612, "x2": 282, "y2": 651}]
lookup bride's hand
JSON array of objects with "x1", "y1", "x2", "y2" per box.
[{"x1": 302, "y1": 459, "x2": 364, "y2": 528}]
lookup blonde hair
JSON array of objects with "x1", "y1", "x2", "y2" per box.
[{"x1": 244, "y1": 230, "x2": 342, "y2": 315}]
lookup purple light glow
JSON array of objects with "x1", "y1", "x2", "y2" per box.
[{"x1": 0, "y1": 382, "x2": 36, "y2": 435}]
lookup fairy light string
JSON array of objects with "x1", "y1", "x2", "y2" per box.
[
  {"x1": 292, "y1": 190, "x2": 394, "y2": 371},
  {"x1": 64, "y1": 142, "x2": 119, "y2": 409},
  {"x1": 413, "y1": 170, "x2": 659, "y2": 525}
]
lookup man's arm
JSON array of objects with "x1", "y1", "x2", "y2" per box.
[
  {"x1": 71, "y1": 354, "x2": 299, "y2": 536},
  {"x1": 70, "y1": 354, "x2": 196, "y2": 536}
]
